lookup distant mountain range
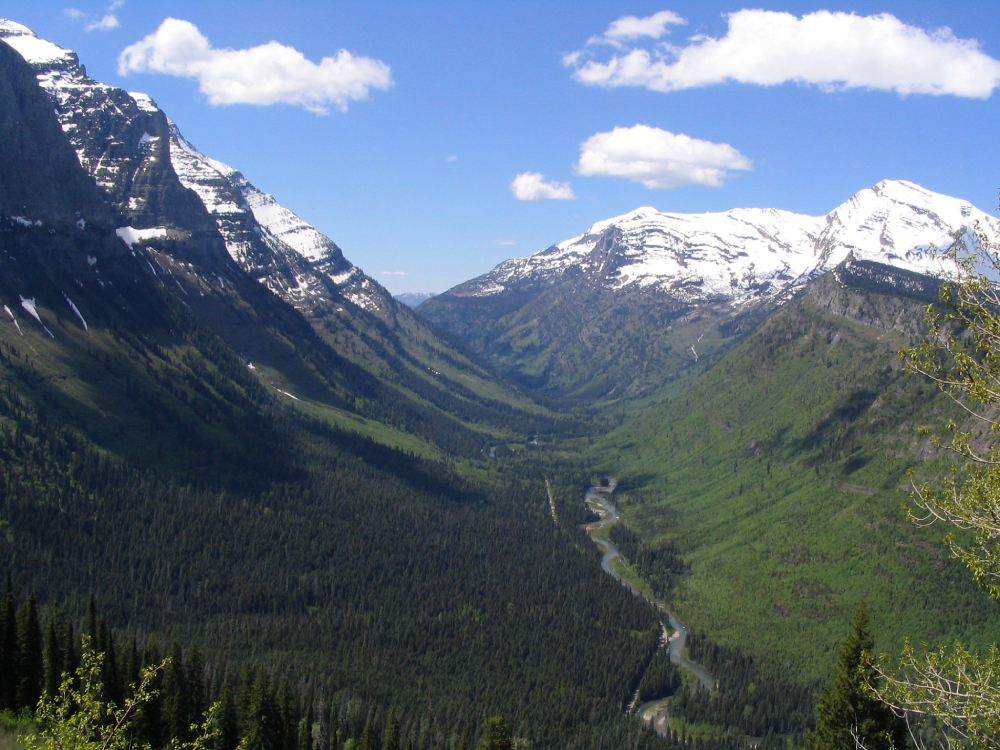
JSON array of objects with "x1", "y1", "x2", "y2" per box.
[
  {"x1": 394, "y1": 292, "x2": 437, "y2": 308},
  {"x1": 420, "y1": 180, "x2": 999, "y2": 408}
]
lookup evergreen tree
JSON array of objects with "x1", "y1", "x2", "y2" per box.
[
  {"x1": 217, "y1": 673, "x2": 240, "y2": 750},
  {"x1": 808, "y1": 603, "x2": 906, "y2": 750},
  {"x1": 60, "y1": 622, "x2": 78, "y2": 682},
  {"x1": 244, "y1": 669, "x2": 283, "y2": 750},
  {"x1": 358, "y1": 712, "x2": 376, "y2": 750},
  {"x1": 98, "y1": 620, "x2": 122, "y2": 708},
  {"x1": 85, "y1": 595, "x2": 98, "y2": 650},
  {"x1": 15, "y1": 593, "x2": 43, "y2": 711},
  {"x1": 475, "y1": 717, "x2": 511, "y2": 750},
  {"x1": 164, "y1": 641, "x2": 192, "y2": 742},
  {"x1": 187, "y1": 644, "x2": 206, "y2": 726},
  {"x1": 381, "y1": 707, "x2": 400, "y2": 750},
  {"x1": 42, "y1": 606, "x2": 65, "y2": 698},
  {"x1": 0, "y1": 575, "x2": 16, "y2": 711},
  {"x1": 298, "y1": 702, "x2": 315, "y2": 750}
]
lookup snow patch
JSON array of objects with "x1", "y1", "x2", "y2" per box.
[
  {"x1": 129, "y1": 92, "x2": 159, "y2": 112},
  {"x1": 64, "y1": 295, "x2": 88, "y2": 330},
  {"x1": 20, "y1": 296, "x2": 54, "y2": 337},
  {"x1": 116, "y1": 226, "x2": 168, "y2": 247},
  {"x1": 276, "y1": 389, "x2": 300, "y2": 401},
  {"x1": 76, "y1": 218, "x2": 85, "y2": 229},
  {"x1": 3, "y1": 305, "x2": 23, "y2": 336},
  {"x1": 0, "y1": 21, "x2": 76, "y2": 66}
]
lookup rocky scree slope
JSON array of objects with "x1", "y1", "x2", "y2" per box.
[
  {"x1": 0, "y1": 20, "x2": 552, "y2": 448},
  {"x1": 420, "y1": 180, "x2": 999, "y2": 410}
]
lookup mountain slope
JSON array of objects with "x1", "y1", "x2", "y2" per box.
[
  {"x1": 0, "y1": 30, "x2": 675, "y2": 750},
  {"x1": 0, "y1": 19, "x2": 557, "y2": 453},
  {"x1": 420, "y1": 181, "x2": 998, "y2": 411},
  {"x1": 588, "y1": 258, "x2": 998, "y2": 681}
]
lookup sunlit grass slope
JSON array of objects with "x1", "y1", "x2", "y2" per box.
[{"x1": 590, "y1": 275, "x2": 1000, "y2": 681}]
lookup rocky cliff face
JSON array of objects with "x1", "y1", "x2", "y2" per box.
[
  {"x1": 0, "y1": 19, "x2": 551, "y2": 444},
  {"x1": 0, "y1": 19, "x2": 401, "y2": 318}
]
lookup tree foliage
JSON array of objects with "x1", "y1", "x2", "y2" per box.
[
  {"x1": 875, "y1": 222, "x2": 1000, "y2": 750},
  {"x1": 808, "y1": 603, "x2": 906, "y2": 750},
  {"x1": 25, "y1": 640, "x2": 217, "y2": 750}
]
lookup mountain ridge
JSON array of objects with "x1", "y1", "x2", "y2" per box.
[
  {"x1": 419, "y1": 180, "x2": 998, "y2": 409},
  {"x1": 0, "y1": 18, "x2": 557, "y2": 449},
  {"x1": 445, "y1": 179, "x2": 995, "y2": 305}
]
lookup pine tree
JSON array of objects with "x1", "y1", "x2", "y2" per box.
[
  {"x1": 298, "y1": 701, "x2": 315, "y2": 750},
  {"x1": 217, "y1": 673, "x2": 240, "y2": 750},
  {"x1": 43, "y1": 606, "x2": 65, "y2": 698},
  {"x1": 358, "y1": 711, "x2": 376, "y2": 750},
  {"x1": 0, "y1": 575, "x2": 16, "y2": 711},
  {"x1": 808, "y1": 603, "x2": 906, "y2": 750},
  {"x1": 16, "y1": 593, "x2": 44, "y2": 711},
  {"x1": 163, "y1": 641, "x2": 191, "y2": 742},
  {"x1": 381, "y1": 706, "x2": 400, "y2": 750},
  {"x1": 474, "y1": 717, "x2": 511, "y2": 750}
]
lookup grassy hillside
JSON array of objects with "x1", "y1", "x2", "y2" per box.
[{"x1": 588, "y1": 270, "x2": 1000, "y2": 682}]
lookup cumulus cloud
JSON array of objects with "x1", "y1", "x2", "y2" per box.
[
  {"x1": 577, "y1": 125, "x2": 751, "y2": 189},
  {"x1": 589, "y1": 10, "x2": 685, "y2": 46},
  {"x1": 567, "y1": 10, "x2": 1000, "y2": 98},
  {"x1": 118, "y1": 18, "x2": 392, "y2": 113},
  {"x1": 510, "y1": 173, "x2": 576, "y2": 202}
]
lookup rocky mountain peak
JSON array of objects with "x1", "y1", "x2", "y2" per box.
[
  {"x1": 448, "y1": 179, "x2": 998, "y2": 307},
  {"x1": 0, "y1": 20, "x2": 391, "y2": 318}
]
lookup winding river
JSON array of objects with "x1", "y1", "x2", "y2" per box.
[{"x1": 583, "y1": 480, "x2": 714, "y2": 732}]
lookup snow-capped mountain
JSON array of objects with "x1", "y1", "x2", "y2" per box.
[
  {"x1": 419, "y1": 180, "x2": 999, "y2": 403},
  {"x1": 454, "y1": 179, "x2": 997, "y2": 305},
  {"x1": 0, "y1": 19, "x2": 385, "y2": 315}
]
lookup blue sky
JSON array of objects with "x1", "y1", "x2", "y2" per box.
[{"x1": 4, "y1": 1, "x2": 1000, "y2": 294}]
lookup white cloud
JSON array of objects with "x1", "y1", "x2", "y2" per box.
[
  {"x1": 510, "y1": 173, "x2": 576, "y2": 202},
  {"x1": 492, "y1": 239, "x2": 516, "y2": 246},
  {"x1": 568, "y1": 10, "x2": 1000, "y2": 99},
  {"x1": 86, "y1": 14, "x2": 120, "y2": 32},
  {"x1": 65, "y1": 3, "x2": 121, "y2": 32},
  {"x1": 577, "y1": 125, "x2": 751, "y2": 189},
  {"x1": 381, "y1": 271, "x2": 407, "y2": 276},
  {"x1": 446, "y1": 155, "x2": 458, "y2": 162},
  {"x1": 589, "y1": 11, "x2": 685, "y2": 46},
  {"x1": 118, "y1": 18, "x2": 392, "y2": 113}
]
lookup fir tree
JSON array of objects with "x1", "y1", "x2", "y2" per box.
[
  {"x1": 16, "y1": 593, "x2": 43, "y2": 711},
  {"x1": 475, "y1": 717, "x2": 511, "y2": 750},
  {"x1": 0, "y1": 575, "x2": 16, "y2": 711},
  {"x1": 381, "y1": 707, "x2": 400, "y2": 750},
  {"x1": 42, "y1": 606, "x2": 65, "y2": 698},
  {"x1": 808, "y1": 603, "x2": 906, "y2": 750}
]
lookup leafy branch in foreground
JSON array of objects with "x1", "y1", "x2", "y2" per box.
[
  {"x1": 25, "y1": 638, "x2": 218, "y2": 750},
  {"x1": 873, "y1": 221, "x2": 1000, "y2": 750}
]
